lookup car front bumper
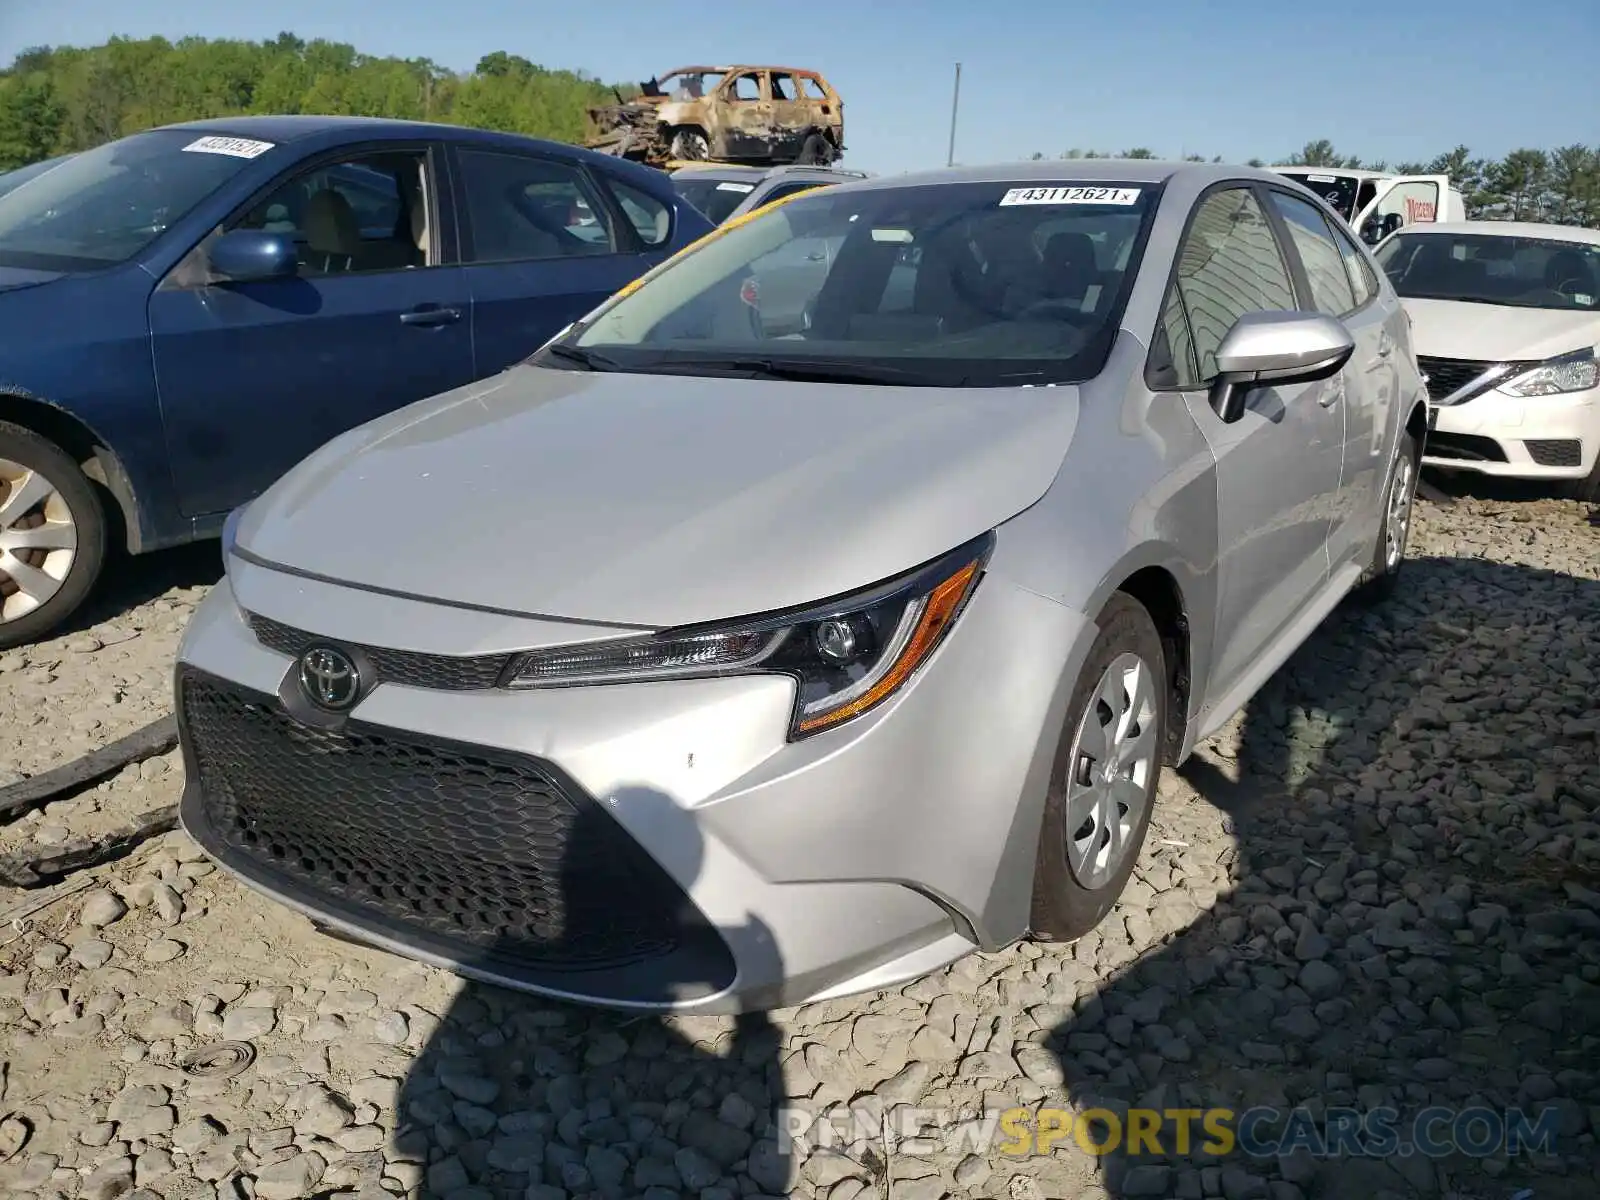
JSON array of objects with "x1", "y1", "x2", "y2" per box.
[
  {"x1": 1422, "y1": 385, "x2": 1599, "y2": 481},
  {"x1": 174, "y1": 554, "x2": 1090, "y2": 1013}
]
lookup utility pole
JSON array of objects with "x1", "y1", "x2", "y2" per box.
[{"x1": 946, "y1": 62, "x2": 962, "y2": 167}]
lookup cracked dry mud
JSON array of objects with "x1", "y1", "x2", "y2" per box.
[{"x1": 0, "y1": 487, "x2": 1595, "y2": 1200}]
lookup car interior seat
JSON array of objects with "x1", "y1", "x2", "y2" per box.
[{"x1": 302, "y1": 189, "x2": 361, "y2": 274}]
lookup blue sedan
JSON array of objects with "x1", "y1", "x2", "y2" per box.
[{"x1": 0, "y1": 116, "x2": 713, "y2": 647}]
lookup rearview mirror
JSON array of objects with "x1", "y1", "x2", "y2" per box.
[
  {"x1": 208, "y1": 230, "x2": 298, "y2": 283},
  {"x1": 1209, "y1": 311, "x2": 1355, "y2": 423}
]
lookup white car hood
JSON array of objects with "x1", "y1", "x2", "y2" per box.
[
  {"x1": 1401, "y1": 298, "x2": 1600, "y2": 362},
  {"x1": 235, "y1": 364, "x2": 1080, "y2": 628}
]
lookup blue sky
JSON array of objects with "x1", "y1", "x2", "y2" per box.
[{"x1": 3, "y1": 0, "x2": 1596, "y2": 175}]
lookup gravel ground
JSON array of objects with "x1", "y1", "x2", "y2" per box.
[{"x1": 0, "y1": 483, "x2": 1595, "y2": 1200}]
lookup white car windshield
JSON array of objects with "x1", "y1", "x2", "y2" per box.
[
  {"x1": 558, "y1": 181, "x2": 1159, "y2": 388},
  {"x1": 0, "y1": 129, "x2": 267, "y2": 271},
  {"x1": 1376, "y1": 231, "x2": 1600, "y2": 312}
]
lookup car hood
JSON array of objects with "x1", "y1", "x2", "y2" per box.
[
  {"x1": 0, "y1": 265, "x2": 65, "y2": 293},
  {"x1": 236, "y1": 364, "x2": 1081, "y2": 627},
  {"x1": 1401, "y1": 298, "x2": 1600, "y2": 362}
]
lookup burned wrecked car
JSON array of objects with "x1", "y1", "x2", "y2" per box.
[{"x1": 585, "y1": 65, "x2": 845, "y2": 168}]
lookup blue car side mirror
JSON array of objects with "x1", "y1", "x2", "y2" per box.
[{"x1": 208, "y1": 230, "x2": 298, "y2": 283}]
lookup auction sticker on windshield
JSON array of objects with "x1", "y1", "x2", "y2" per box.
[
  {"x1": 999, "y1": 186, "x2": 1141, "y2": 206},
  {"x1": 182, "y1": 136, "x2": 277, "y2": 159},
  {"x1": 716, "y1": 182, "x2": 756, "y2": 193}
]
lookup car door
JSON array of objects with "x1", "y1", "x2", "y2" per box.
[
  {"x1": 1262, "y1": 184, "x2": 1391, "y2": 575},
  {"x1": 452, "y1": 147, "x2": 668, "y2": 377},
  {"x1": 1150, "y1": 184, "x2": 1346, "y2": 708},
  {"x1": 148, "y1": 141, "x2": 474, "y2": 520},
  {"x1": 1352, "y1": 174, "x2": 1450, "y2": 245},
  {"x1": 719, "y1": 71, "x2": 773, "y2": 159},
  {"x1": 766, "y1": 73, "x2": 812, "y2": 158}
]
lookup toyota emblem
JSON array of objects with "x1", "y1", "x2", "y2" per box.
[{"x1": 298, "y1": 646, "x2": 361, "y2": 711}]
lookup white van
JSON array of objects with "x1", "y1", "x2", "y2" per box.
[{"x1": 1270, "y1": 167, "x2": 1467, "y2": 246}]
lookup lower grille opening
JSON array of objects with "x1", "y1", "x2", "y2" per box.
[
  {"x1": 1424, "y1": 432, "x2": 1508, "y2": 463},
  {"x1": 1524, "y1": 439, "x2": 1583, "y2": 468},
  {"x1": 177, "y1": 668, "x2": 735, "y2": 997}
]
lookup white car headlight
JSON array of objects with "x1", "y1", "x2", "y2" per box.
[
  {"x1": 1499, "y1": 347, "x2": 1598, "y2": 397},
  {"x1": 504, "y1": 533, "x2": 993, "y2": 739}
]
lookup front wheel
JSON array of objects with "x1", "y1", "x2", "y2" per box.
[
  {"x1": 1029, "y1": 593, "x2": 1167, "y2": 942},
  {"x1": 669, "y1": 129, "x2": 710, "y2": 161},
  {"x1": 0, "y1": 420, "x2": 108, "y2": 650}
]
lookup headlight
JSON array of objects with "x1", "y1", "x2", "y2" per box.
[
  {"x1": 1499, "y1": 347, "x2": 1597, "y2": 397},
  {"x1": 504, "y1": 533, "x2": 993, "y2": 739}
]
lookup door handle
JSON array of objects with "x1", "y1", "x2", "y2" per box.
[
  {"x1": 400, "y1": 306, "x2": 461, "y2": 327},
  {"x1": 1376, "y1": 336, "x2": 1394, "y2": 358},
  {"x1": 1318, "y1": 380, "x2": 1343, "y2": 407}
]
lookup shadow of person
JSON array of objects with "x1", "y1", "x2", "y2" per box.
[
  {"x1": 1036, "y1": 556, "x2": 1600, "y2": 1199},
  {"x1": 386, "y1": 783, "x2": 793, "y2": 1200}
]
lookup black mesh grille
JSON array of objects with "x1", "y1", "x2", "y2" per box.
[
  {"x1": 246, "y1": 612, "x2": 511, "y2": 691},
  {"x1": 179, "y1": 670, "x2": 700, "y2": 971},
  {"x1": 1525, "y1": 439, "x2": 1583, "y2": 468},
  {"x1": 1417, "y1": 355, "x2": 1496, "y2": 403},
  {"x1": 1425, "y1": 432, "x2": 1508, "y2": 462}
]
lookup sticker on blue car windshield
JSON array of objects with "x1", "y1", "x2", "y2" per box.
[
  {"x1": 182, "y1": 136, "x2": 277, "y2": 160},
  {"x1": 999, "y1": 186, "x2": 1142, "y2": 207}
]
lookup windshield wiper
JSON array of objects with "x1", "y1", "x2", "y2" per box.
[
  {"x1": 650, "y1": 356, "x2": 945, "y2": 386},
  {"x1": 536, "y1": 343, "x2": 623, "y2": 372}
]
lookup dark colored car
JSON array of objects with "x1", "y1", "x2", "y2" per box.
[{"x1": 0, "y1": 116, "x2": 714, "y2": 648}]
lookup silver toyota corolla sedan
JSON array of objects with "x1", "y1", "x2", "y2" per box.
[{"x1": 174, "y1": 161, "x2": 1428, "y2": 1013}]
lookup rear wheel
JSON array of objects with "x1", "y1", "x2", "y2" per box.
[
  {"x1": 1029, "y1": 593, "x2": 1167, "y2": 942},
  {"x1": 0, "y1": 420, "x2": 108, "y2": 650},
  {"x1": 797, "y1": 133, "x2": 834, "y2": 166},
  {"x1": 1352, "y1": 429, "x2": 1418, "y2": 604}
]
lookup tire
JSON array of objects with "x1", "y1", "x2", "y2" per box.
[
  {"x1": 1351, "y1": 429, "x2": 1419, "y2": 605},
  {"x1": 0, "y1": 420, "x2": 108, "y2": 650},
  {"x1": 1565, "y1": 457, "x2": 1600, "y2": 505},
  {"x1": 669, "y1": 129, "x2": 710, "y2": 161},
  {"x1": 797, "y1": 133, "x2": 833, "y2": 166},
  {"x1": 1029, "y1": 592, "x2": 1168, "y2": 942}
]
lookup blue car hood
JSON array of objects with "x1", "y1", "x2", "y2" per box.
[{"x1": 0, "y1": 265, "x2": 65, "y2": 293}]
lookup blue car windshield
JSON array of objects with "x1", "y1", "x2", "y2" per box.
[{"x1": 0, "y1": 130, "x2": 269, "y2": 271}]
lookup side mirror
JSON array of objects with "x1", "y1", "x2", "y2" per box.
[
  {"x1": 1208, "y1": 311, "x2": 1355, "y2": 423},
  {"x1": 1360, "y1": 220, "x2": 1384, "y2": 245},
  {"x1": 208, "y1": 230, "x2": 298, "y2": 283}
]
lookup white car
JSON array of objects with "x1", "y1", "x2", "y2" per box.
[{"x1": 1373, "y1": 221, "x2": 1600, "y2": 501}]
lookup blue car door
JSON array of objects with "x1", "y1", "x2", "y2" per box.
[
  {"x1": 450, "y1": 146, "x2": 671, "y2": 376},
  {"x1": 148, "y1": 140, "x2": 475, "y2": 519}
]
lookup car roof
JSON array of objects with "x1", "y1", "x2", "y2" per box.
[
  {"x1": 671, "y1": 164, "x2": 869, "y2": 184},
  {"x1": 660, "y1": 64, "x2": 824, "y2": 76},
  {"x1": 1386, "y1": 220, "x2": 1600, "y2": 246},
  {"x1": 836, "y1": 159, "x2": 1279, "y2": 195},
  {"x1": 1270, "y1": 166, "x2": 1393, "y2": 180},
  {"x1": 150, "y1": 114, "x2": 583, "y2": 157}
]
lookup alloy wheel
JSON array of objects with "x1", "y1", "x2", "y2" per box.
[
  {"x1": 0, "y1": 457, "x2": 78, "y2": 623},
  {"x1": 1385, "y1": 453, "x2": 1416, "y2": 571},
  {"x1": 1063, "y1": 651, "x2": 1159, "y2": 890}
]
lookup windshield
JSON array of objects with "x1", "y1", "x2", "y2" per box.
[
  {"x1": 0, "y1": 155, "x2": 73, "y2": 201},
  {"x1": 559, "y1": 181, "x2": 1159, "y2": 388},
  {"x1": 655, "y1": 70, "x2": 724, "y2": 99},
  {"x1": 0, "y1": 130, "x2": 271, "y2": 271},
  {"x1": 1375, "y1": 232, "x2": 1600, "y2": 311},
  {"x1": 1278, "y1": 172, "x2": 1359, "y2": 220},
  {"x1": 674, "y1": 176, "x2": 756, "y2": 225}
]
